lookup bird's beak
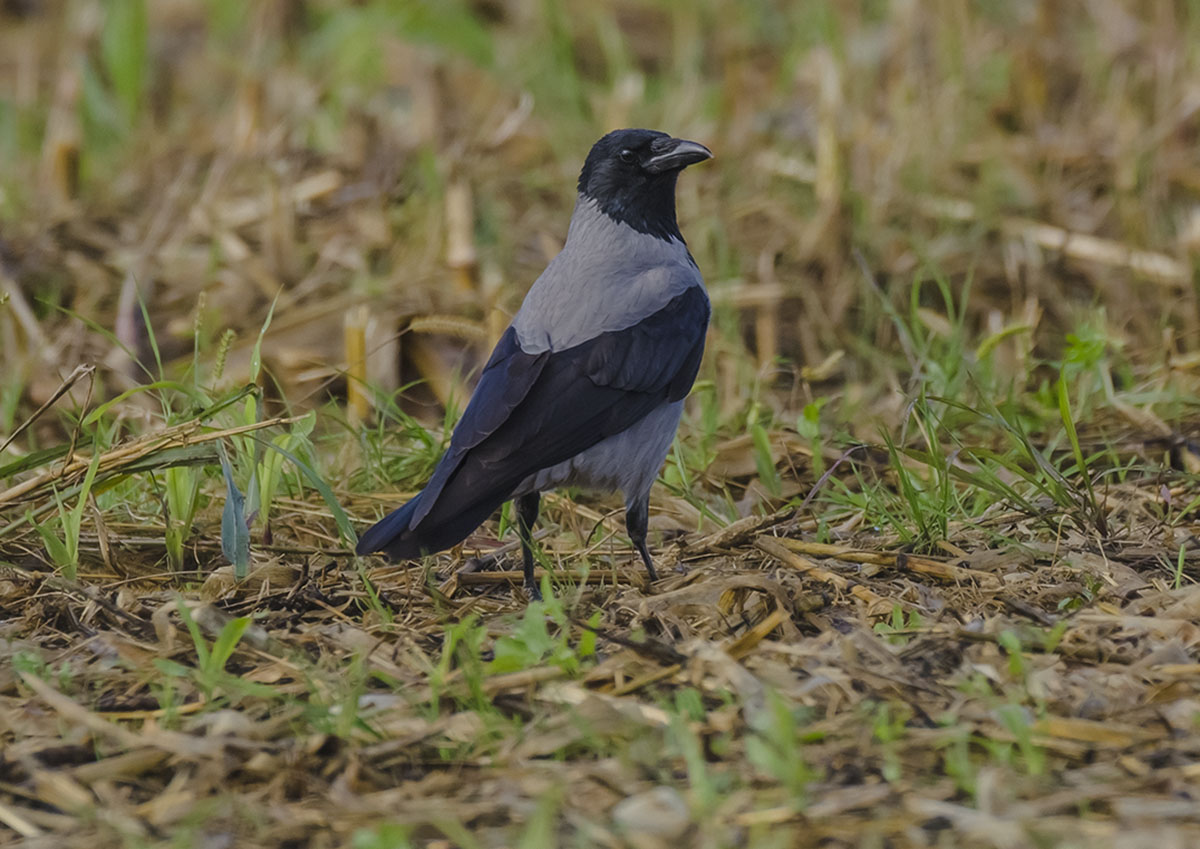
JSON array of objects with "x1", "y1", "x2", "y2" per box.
[{"x1": 644, "y1": 137, "x2": 713, "y2": 174}]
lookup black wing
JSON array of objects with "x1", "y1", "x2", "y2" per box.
[{"x1": 356, "y1": 285, "x2": 709, "y2": 559}]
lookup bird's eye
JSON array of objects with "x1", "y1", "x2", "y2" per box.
[{"x1": 618, "y1": 149, "x2": 635, "y2": 164}]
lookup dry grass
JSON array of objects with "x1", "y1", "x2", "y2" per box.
[{"x1": 3, "y1": 1, "x2": 1200, "y2": 847}]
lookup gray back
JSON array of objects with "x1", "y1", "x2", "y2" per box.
[{"x1": 512, "y1": 197, "x2": 704, "y2": 354}]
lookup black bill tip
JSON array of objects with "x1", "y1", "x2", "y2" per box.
[{"x1": 644, "y1": 137, "x2": 713, "y2": 174}]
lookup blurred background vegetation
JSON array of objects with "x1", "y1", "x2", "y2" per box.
[{"x1": 3, "y1": 0, "x2": 1199, "y2": 442}]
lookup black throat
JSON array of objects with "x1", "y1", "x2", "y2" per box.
[{"x1": 577, "y1": 170, "x2": 684, "y2": 242}]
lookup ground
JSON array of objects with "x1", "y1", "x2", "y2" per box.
[{"x1": 3, "y1": 2, "x2": 1200, "y2": 848}]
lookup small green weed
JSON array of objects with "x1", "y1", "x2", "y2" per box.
[
  {"x1": 872, "y1": 604, "x2": 923, "y2": 645},
  {"x1": 745, "y1": 690, "x2": 818, "y2": 807},
  {"x1": 489, "y1": 584, "x2": 598, "y2": 675}
]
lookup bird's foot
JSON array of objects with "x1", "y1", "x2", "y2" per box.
[
  {"x1": 523, "y1": 580, "x2": 543, "y2": 603},
  {"x1": 633, "y1": 540, "x2": 659, "y2": 584}
]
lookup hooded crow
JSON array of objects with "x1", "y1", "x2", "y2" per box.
[{"x1": 356, "y1": 129, "x2": 712, "y2": 598}]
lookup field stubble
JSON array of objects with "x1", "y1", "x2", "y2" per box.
[{"x1": 3, "y1": 2, "x2": 1200, "y2": 847}]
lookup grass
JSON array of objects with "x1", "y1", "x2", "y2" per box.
[{"x1": 3, "y1": 1, "x2": 1200, "y2": 847}]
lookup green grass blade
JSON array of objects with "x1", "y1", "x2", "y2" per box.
[
  {"x1": 218, "y1": 442, "x2": 251, "y2": 579},
  {"x1": 1057, "y1": 371, "x2": 1102, "y2": 533},
  {"x1": 249, "y1": 434, "x2": 357, "y2": 547}
]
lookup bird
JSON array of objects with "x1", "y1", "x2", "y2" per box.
[{"x1": 356, "y1": 128, "x2": 712, "y2": 599}]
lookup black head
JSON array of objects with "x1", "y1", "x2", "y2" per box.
[{"x1": 577, "y1": 128, "x2": 712, "y2": 241}]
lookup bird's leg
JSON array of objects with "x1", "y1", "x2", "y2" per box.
[
  {"x1": 516, "y1": 492, "x2": 542, "y2": 601},
  {"x1": 625, "y1": 495, "x2": 658, "y2": 582}
]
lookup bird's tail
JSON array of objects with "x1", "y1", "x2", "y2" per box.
[
  {"x1": 355, "y1": 486, "x2": 512, "y2": 561},
  {"x1": 355, "y1": 493, "x2": 426, "y2": 559}
]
